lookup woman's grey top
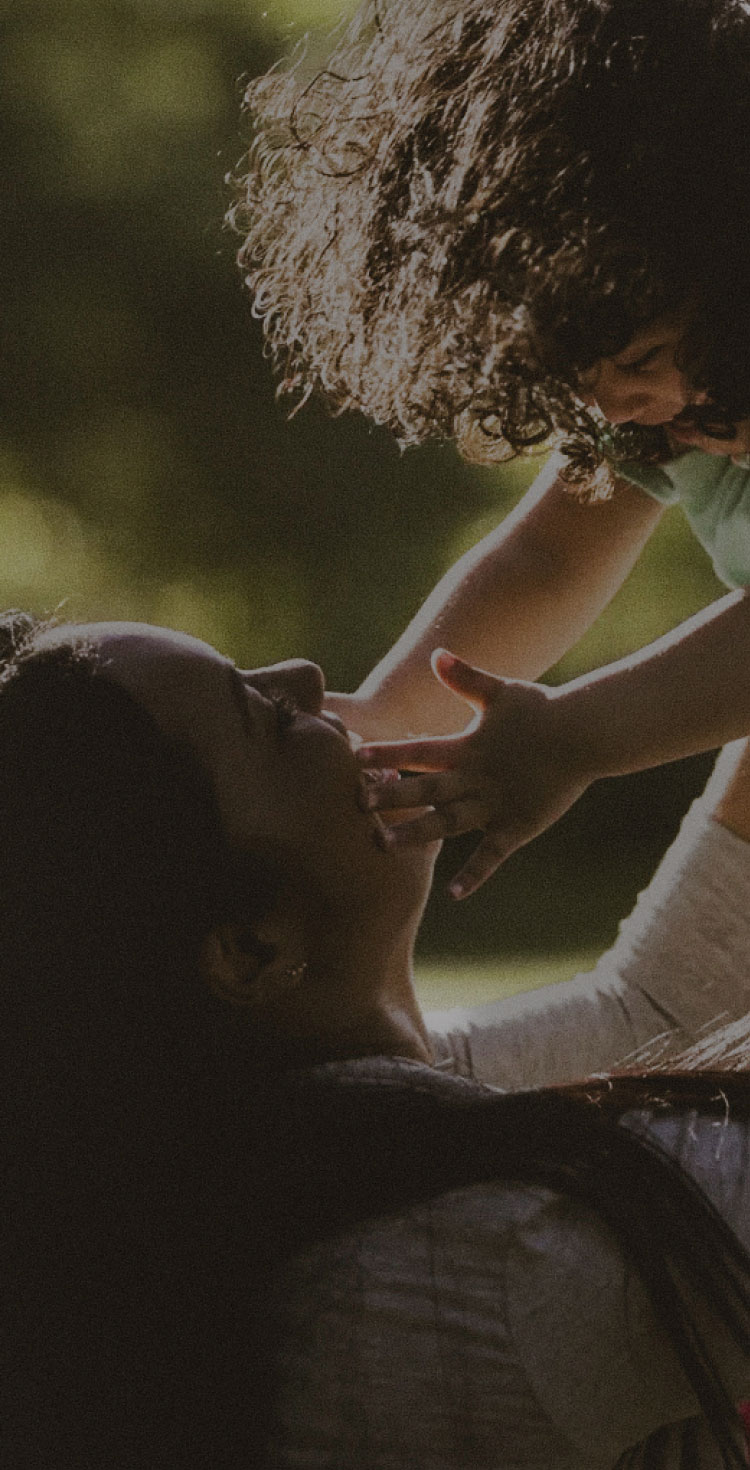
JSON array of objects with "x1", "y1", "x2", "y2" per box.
[{"x1": 267, "y1": 801, "x2": 750, "y2": 1469}]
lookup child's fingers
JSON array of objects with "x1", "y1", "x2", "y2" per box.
[
  {"x1": 431, "y1": 648, "x2": 503, "y2": 709},
  {"x1": 356, "y1": 734, "x2": 465, "y2": 771},
  {"x1": 447, "y1": 825, "x2": 526, "y2": 899},
  {"x1": 363, "y1": 770, "x2": 472, "y2": 812},
  {"x1": 384, "y1": 797, "x2": 487, "y2": 847},
  {"x1": 666, "y1": 419, "x2": 750, "y2": 459}
]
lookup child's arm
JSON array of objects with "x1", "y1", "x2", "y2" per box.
[
  {"x1": 358, "y1": 586, "x2": 750, "y2": 896},
  {"x1": 325, "y1": 454, "x2": 663, "y2": 739}
]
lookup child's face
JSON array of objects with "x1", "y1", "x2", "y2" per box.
[{"x1": 577, "y1": 315, "x2": 706, "y2": 429}]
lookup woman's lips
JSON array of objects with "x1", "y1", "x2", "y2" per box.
[
  {"x1": 360, "y1": 766, "x2": 402, "y2": 817},
  {"x1": 320, "y1": 711, "x2": 351, "y2": 740},
  {"x1": 357, "y1": 765, "x2": 435, "y2": 843}
]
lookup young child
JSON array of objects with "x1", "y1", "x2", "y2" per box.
[{"x1": 237, "y1": 0, "x2": 750, "y2": 896}]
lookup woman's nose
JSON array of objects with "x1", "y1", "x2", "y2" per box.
[{"x1": 242, "y1": 660, "x2": 325, "y2": 714}]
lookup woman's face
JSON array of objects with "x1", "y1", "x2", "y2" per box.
[
  {"x1": 39, "y1": 622, "x2": 438, "y2": 927},
  {"x1": 577, "y1": 314, "x2": 706, "y2": 429}
]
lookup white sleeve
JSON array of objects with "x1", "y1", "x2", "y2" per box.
[{"x1": 427, "y1": 795, "x2": 750, "y2": 1090}]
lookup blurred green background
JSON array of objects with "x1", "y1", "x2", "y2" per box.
[{"x1": 0, "y1": 0, "x2": 724, "y2": 988}]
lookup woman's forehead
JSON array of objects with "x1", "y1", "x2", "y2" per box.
[
  {"x1": 37, "y1": 620, "x2": 226, "y2": 667},
  {"x1": 34, "y1": 623, "x2": 240, "y2": 750}
]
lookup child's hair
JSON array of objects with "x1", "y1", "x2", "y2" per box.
[{"x1": 233, "y1": 0, "x2": 750, "y2": 496}]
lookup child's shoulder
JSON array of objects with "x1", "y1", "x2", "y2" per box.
[{"x1": 615, "y1": 450, "x2": 750, "y2": 587}]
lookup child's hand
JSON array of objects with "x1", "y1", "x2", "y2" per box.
[
  {"x1": 322, "y1": 690, "x2": 438, "y2": 744},
  {"x1": 668, "y1": 415, "x2": 750, "y2": 463},
  {"x1": 321, "y1": 691, "x2": 371, "y2": 738},
  {"x1": 357, "y1": 650, "x2": 594, "y2": 898}
]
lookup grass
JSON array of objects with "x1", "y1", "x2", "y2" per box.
[{"x1": 414, "y1": 950, "x2": 600, "y2": 1011}]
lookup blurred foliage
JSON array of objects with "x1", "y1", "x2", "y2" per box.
[
  {"x1": 0, "y1": 0, "x2": 727, "y2": 958},
  {"x1": 415, "y1": 950, "x2": 600, "y2": 1010}
]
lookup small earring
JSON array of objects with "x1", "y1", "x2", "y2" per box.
[
  {"x1": 280, "y1": 962, "x2": 307, "y2": 989},
  {"x1": 253, "y1": 961, "x2": 308, "y2": 1006}
]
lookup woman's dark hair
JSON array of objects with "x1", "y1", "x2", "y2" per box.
[
  {"x1": 0, "y1": 612, "x2": 244, "y2": 1067},
  {"x1": 267, "y1": 1059, "x2": 750, "y2": 1469},
  {"x1": 0, "y1": 613, "x2": 280, "y2": 1463},
  {"x1": 233, "y1": 0, "x2": 750, "y2": 495}
]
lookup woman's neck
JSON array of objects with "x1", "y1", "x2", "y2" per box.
[{"x1": 299, "y1": 903, "x2": 433, "y2": 1066}]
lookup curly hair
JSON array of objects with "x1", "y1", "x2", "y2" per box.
[{"x1": 233, "y1": 0, "x2": 750, "y2": 496}]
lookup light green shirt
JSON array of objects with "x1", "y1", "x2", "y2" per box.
[{"x1": 617, "y1": 450, "x2": 750, "y2": 588}]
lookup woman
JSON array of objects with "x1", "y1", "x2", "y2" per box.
[{"x1": 3, "y1": 610, "x2": 750, "y2": 1467}]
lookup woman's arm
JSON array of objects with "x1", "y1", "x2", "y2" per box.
[
  {"x1": 326, "y1": 458, "x2": 663, "y2": 739},
  {"x1": 705, "y1": 729, "x2": 750, "y2": 839},
  {"x1": 427, "y1": 740, "x2": 750, "y2": 1088}
]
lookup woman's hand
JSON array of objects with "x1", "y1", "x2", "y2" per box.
[{"x1": 357, "y1": 650, "x2": 594, "y2": 898}]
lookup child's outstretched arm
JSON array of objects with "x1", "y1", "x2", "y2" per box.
[
  {"x1": 325, "y1": 454, "x2": 663, "y2": 739},
  {"x1": 358, "y1": 586, "x2": 750, "y2": 896}
]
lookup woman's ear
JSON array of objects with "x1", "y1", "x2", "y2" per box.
[{"x1": 199, "y1": 918, "x2": 307, "y2": 1008}]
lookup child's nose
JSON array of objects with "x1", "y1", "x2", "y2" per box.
[
  {"x1": 596, "y1": 397, "x2": 636, "y2": 424},
  {"x1": 593, "y1": 385, "x2": 643, "y2": 422}
]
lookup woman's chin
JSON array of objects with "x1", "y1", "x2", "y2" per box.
[
  {"x1": 380, "y1": 812, "x2": 441, "y2": 879},
  {"x1": 392, "y1": 828, "x2": 443, "y2": 901}
]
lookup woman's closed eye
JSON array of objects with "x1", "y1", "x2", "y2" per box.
[
  {"x1": 267, "y1": 691, "x2": 298, "y2": 736},
  {"x1": 227, "y1": 665, "x2": 298, "y2": 739}
]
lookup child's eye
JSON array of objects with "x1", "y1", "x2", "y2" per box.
[{"x1": 269, "y1": 692, "x2": 298, "y2": 735}]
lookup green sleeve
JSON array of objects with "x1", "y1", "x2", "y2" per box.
[
  {"x1": 614, "y1": 448, "x2": 738, "y2": 508},
  {"x1": 614, "y1": 450, "x2": 750, "y2": 588},
  {"x1": 611, "y1": 458, "x2": 683, "y2": 505}
]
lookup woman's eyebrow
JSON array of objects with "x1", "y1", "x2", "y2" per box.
[{"x1": 226, "y1": 662, "x2": 253, "y2": 737}]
